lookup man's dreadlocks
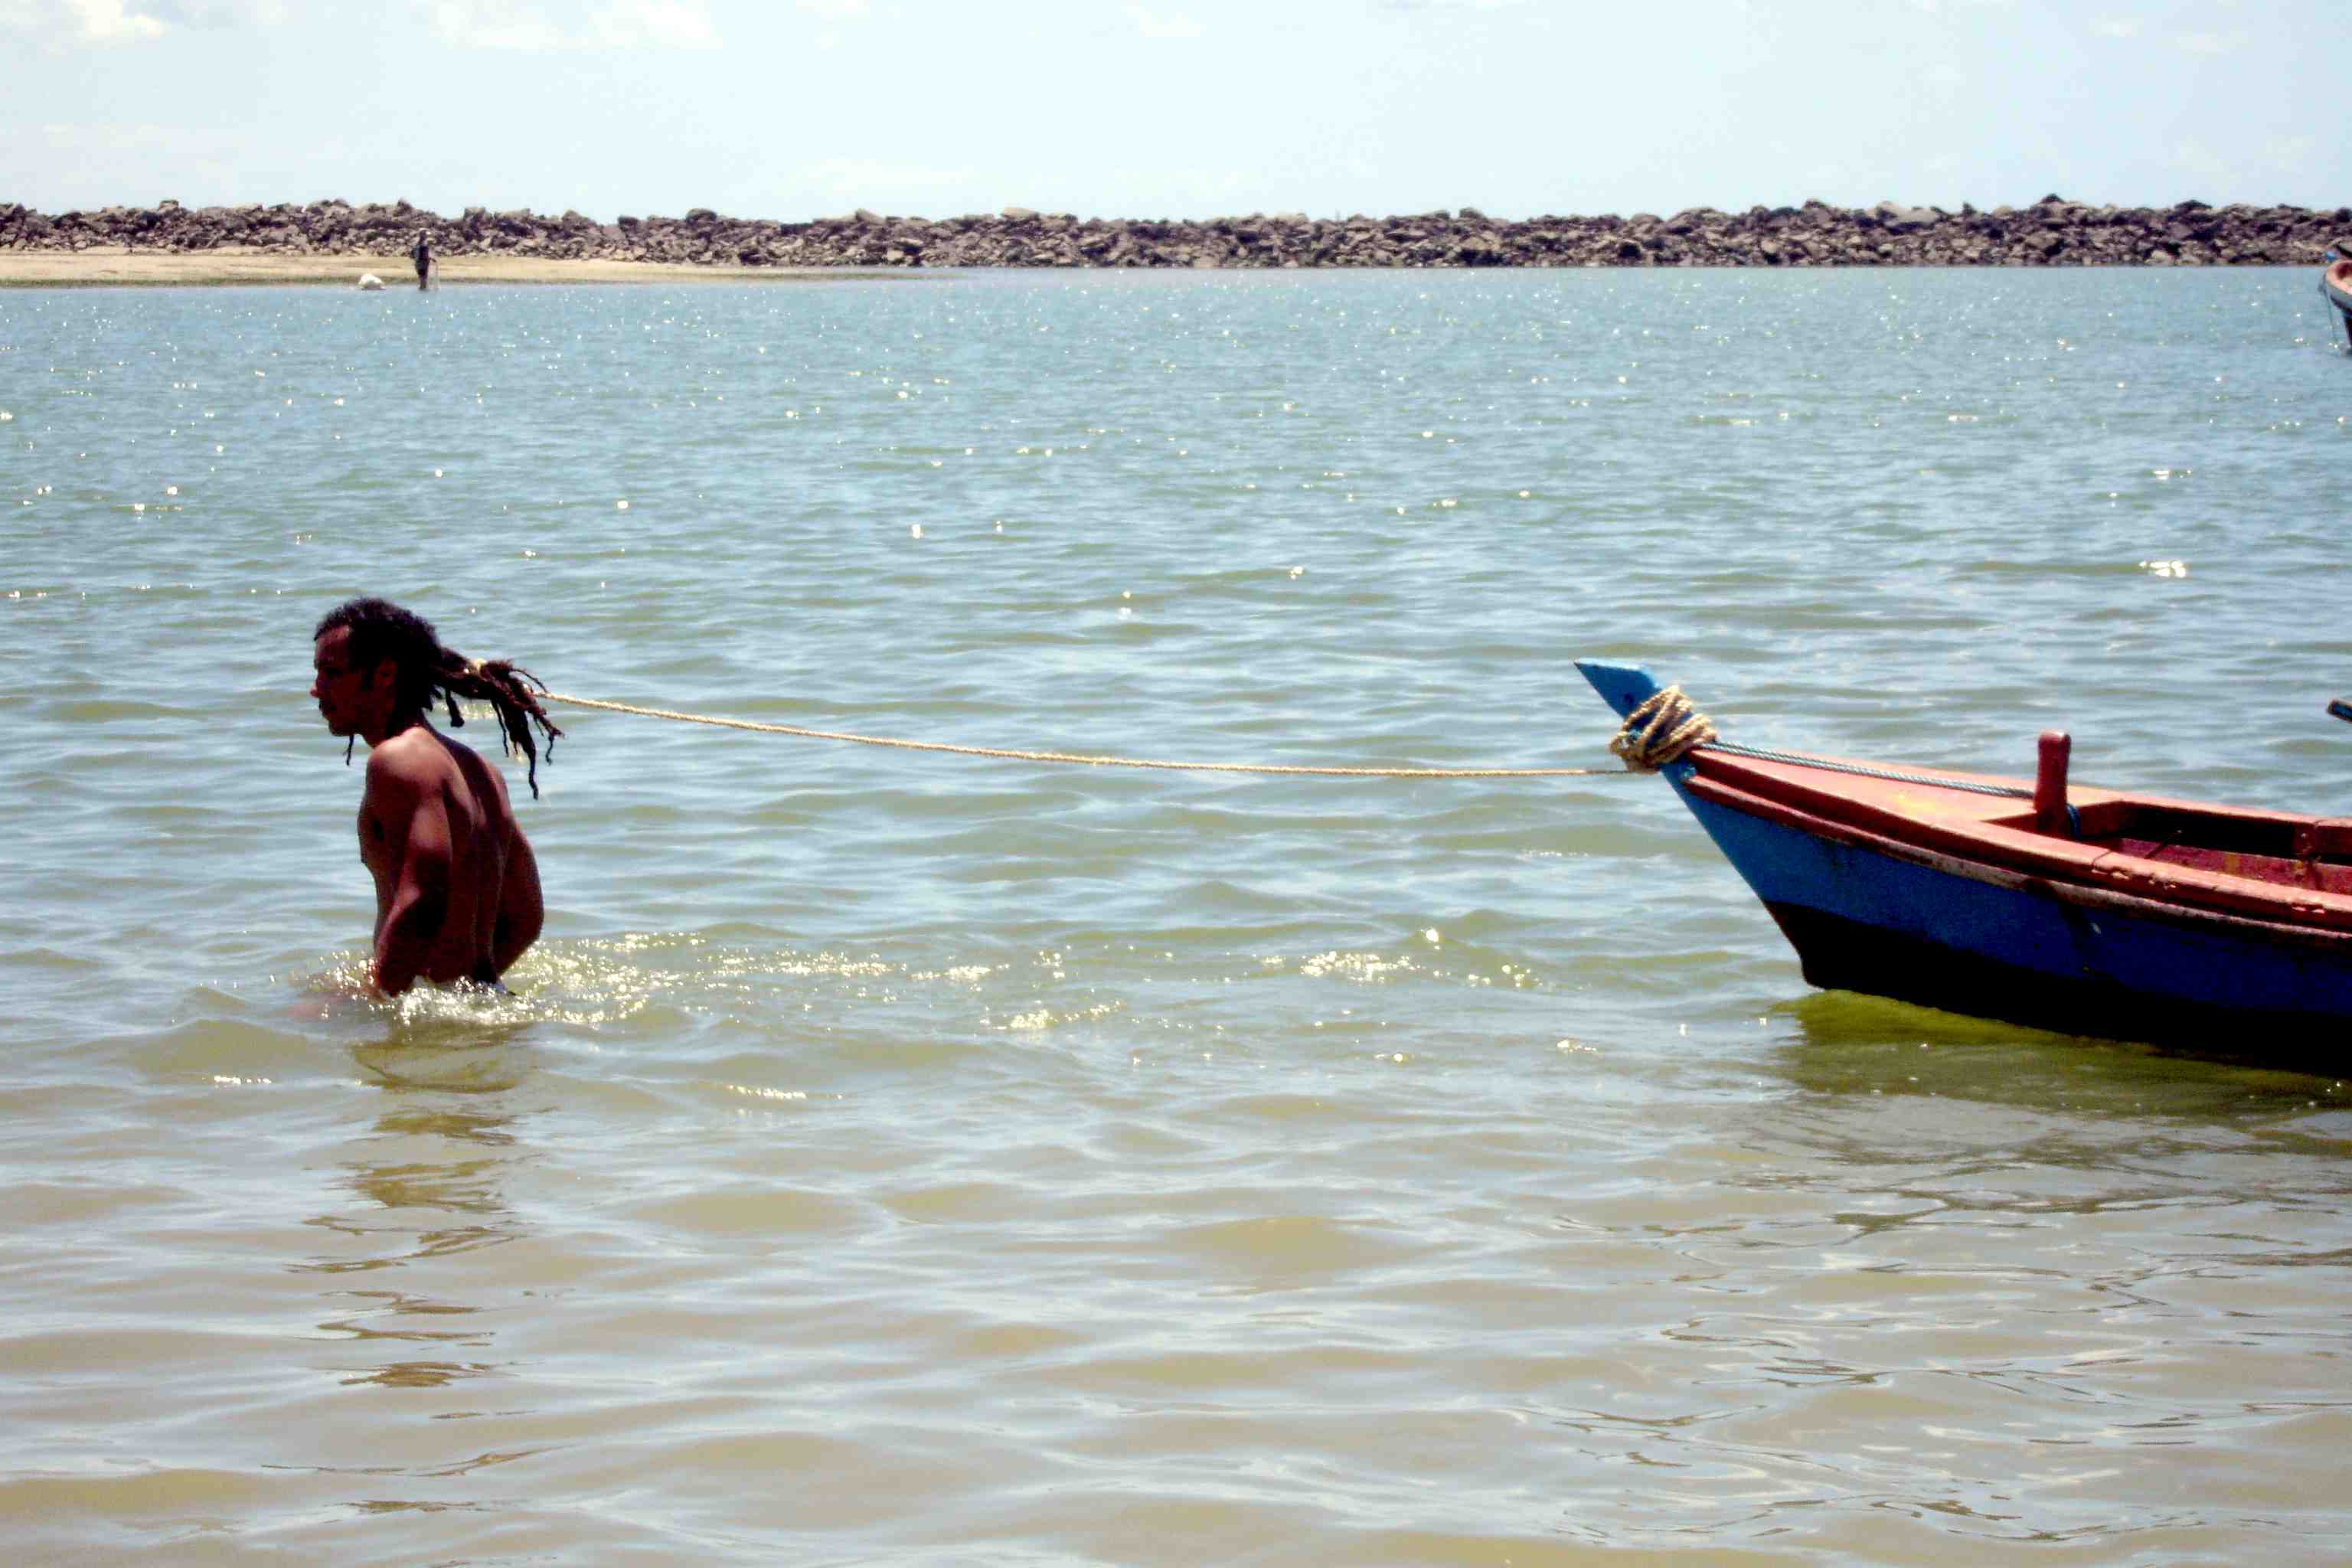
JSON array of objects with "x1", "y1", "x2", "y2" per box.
[{"x1": 314, "y1": 596, "x2": 564, "y2": 796}]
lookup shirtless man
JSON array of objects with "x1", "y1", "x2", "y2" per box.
[{"x1": 309, "y1": 597, "x2": 560, "y2": 995}]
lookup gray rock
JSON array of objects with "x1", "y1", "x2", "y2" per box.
[
  {"x1": 2, "y1": 195, "x2": 2335, "y2": 269},
  {"x1": 1873, "y1": 201, "x2": 1938, "y2": 231}
]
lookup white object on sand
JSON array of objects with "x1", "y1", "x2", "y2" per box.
[{"x1": 356, "y1": 273, "x2": 384, "y2": 291}]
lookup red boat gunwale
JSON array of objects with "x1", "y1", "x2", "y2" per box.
[{"x1": 1681, "y1": 746, "x2": 2352, "y2": 936}]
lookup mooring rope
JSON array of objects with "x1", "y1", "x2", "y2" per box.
[
  {"x1": 537, "y1": 681, "x2": 2019, "y2": 795},
  {"x1": 539, "y1": 691, "x2": 1636, "y2": 779}
]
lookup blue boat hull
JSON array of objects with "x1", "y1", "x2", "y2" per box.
[
  {"x1": 1681, "y1": 782, "x2": 2352, "y2": 1046},
  {"x1": 1579, "y1": 659, "x2": 2352, "y2": 1049}
]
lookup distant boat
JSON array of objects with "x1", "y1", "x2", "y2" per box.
[
  {"x1": 1580, "y1": 661, "x2": 2352, "y2": 1050},
  {"x1": 2323, "y1": 247, "x2": 2352, "y2": 347}
]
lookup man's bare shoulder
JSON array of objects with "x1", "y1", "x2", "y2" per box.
[
  {"x1": 423, "y1": 727, "x2": 524, "y2": 819},
  {"x1": 364, "y1": 726, "x2": 466, "y2": 795},
  {"x1": 362, "y1": 726, "x2": 526, "y2": 835}
]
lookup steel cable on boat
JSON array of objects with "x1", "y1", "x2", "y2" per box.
[
  {"x1": 1697, "y1": 743, "x2": 2033, "y2": 800},
  {"x1": 1609, "y1": 685, "x2": 2034, "y2": 797}
]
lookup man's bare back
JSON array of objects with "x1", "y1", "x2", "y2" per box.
[
  {"x1": 312, "y1": 599, "x2": 554, "y2": 996},
  {"x1": 358, "y1": 724, "x2": 541, "y2": 991}
]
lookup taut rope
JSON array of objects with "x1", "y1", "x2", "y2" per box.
[
  {"x1": 536, "y1": 683, "x2": 2042, "y2": 797},
  {"x1": 539, "y1": 691, "x2": 1651, "y2": 779}
]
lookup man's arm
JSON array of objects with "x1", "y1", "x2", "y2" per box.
[
  {"x1": 490, "y1": 822, "x2": 542, "y2": 978},
  {"x1": 369, "y1": 751, "x2": 454, "y2": 996}
]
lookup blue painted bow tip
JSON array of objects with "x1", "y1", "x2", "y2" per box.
[{"x1": 1574, "y1": 660, "x2": 1664, "y2": 720}]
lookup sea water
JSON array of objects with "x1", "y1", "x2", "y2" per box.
[{"x1": 4, "y1": 267, "x2": 2351, "y2": 1563}]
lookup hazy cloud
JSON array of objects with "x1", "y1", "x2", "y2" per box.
[
  {"x1": 28, "y1": 118, "x2": 250, "y2": 206},
  {"x1": 147, "y1": 0, "x2": 290, "y2": 22},
  {"x1": 796, "y1": 155, "x2": 983, "y2": 215},
  {"x1": 794, "y1": 0, "x2": 864, "y2": 49},
  {"x1": 0, "y1": 0, "x2": 301, "y2": 40},
  {"x1": 2268, "y1": 133, "x2": 2317, "y2": 175},
  {"x1": 613, "y1": 1, "x2": 715, "y2": 45},
  {"x1": 2171, "y1": 136, "x2": 2233, "y2": 185},
  {"x1": 2089, "y1": 15, "x2": 2140, "y2": 37},
  {"x1": 1126, "y1": 4, "x2": 1200, "y2": 38},
  {"x1": 420, "y1": 0, "x2": 558, "y2": 47},
  {"x1": 1, "y1": 0, "x2": 167, "y2": 44},
  {"x1": 419, "y1": 0, "x2": 718, "y2": 50},
  {"x1": 2173, "y1": 29, "x2": 2244, "y2": 54},
  {"x1": 38, "y1": 116, "x2": 242, "y2": 154}
]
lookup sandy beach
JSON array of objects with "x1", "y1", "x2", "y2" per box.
[{"x1": 0, "y1": 246, "x2": 896, "y2": 287}]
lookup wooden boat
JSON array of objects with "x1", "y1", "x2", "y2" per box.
[
  {"x1": 2323, "y1": 247, "x2": 2352, "y2": 347},
  {"x1": 1579, "y1": 661, "x2": 2352, "y2": 1048}
]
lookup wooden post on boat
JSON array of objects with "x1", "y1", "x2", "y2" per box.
[{"x1": 2034, "y1": 730, "x2": 2072, "y2": 836}]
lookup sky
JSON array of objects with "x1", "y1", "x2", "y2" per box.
[{"x1": 0, "y1": 0, "x2": 2337, "y2": 224}]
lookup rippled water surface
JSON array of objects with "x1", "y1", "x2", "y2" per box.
[{"x1": 6, "y1": 268, "x2": 2352, "y2": 1564}]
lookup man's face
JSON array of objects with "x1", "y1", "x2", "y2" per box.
[{"x1": 311, "y1": 626, "x2": 381, "y2": 737}]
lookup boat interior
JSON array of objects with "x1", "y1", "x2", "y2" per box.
[{"x1": 1990, "y1": 799, "x2": 2352, "y2": 895}]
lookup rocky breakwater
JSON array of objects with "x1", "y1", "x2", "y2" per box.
[{"x1": 3, "y1": 195, "x2": 2345, "y2": 268}]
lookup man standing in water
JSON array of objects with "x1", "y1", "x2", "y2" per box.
[
  {"x1": 410, "y1": 231, "x2": 432, "y2": 289},
  {"x1": 310, "y1": 598, "x2": 560, "y2": 995}
]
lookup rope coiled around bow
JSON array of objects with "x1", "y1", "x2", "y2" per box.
[{"x1": 1607, "y1": 685, "x2": 1716, "y2": 771}]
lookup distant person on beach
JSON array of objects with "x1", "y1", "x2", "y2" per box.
[
  {"x1": 411, "y1": 232, "x2": 432, "y2": 289},
  {"x1": 310, "y1": 597, "x2": 560, "y2": 995}
]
